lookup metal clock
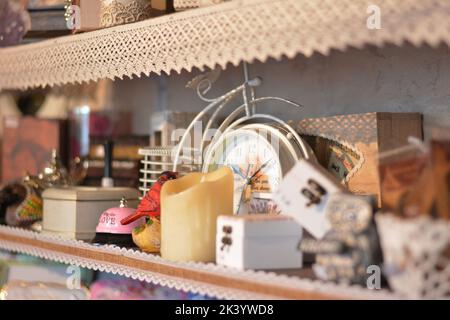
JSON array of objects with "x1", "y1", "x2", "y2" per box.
[
  {"x1": 203, "y1": 123, "x2": 315, "y2": 214},
  {"x1": 172, "y1": 65, "x2": 316, "y2": 215}
]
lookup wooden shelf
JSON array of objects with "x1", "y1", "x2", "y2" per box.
[
  {"x1": 1, "y1": 0, "x2": 448, "y2": 90},
  {"x1": 0, "y1": 225, "x2": 399, "y2": 300}
]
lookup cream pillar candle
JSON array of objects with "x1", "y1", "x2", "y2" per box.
[{"x1": 160, "y1": 167, "x2": 233, "y2": 262}]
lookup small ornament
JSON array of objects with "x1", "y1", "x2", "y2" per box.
[
  {"x1": 0, "y1": 149, "x2": 71, "y2": 227},
  {"x1": 131, "y1": 217, "x2": 161, "y2": 253},
  {"x1": 121, "y1": 171, "x2": 177, "y2": 253},
  {"x1": 22, "y1": 149, "x2": 74, "y2": 192},
  {"x1": 0, "y1": 182, "x2": 43, "y2": 227},
  {"x1": 120, "y1": 171, "x2": 178, "y2": 225},
  {"x1": 40, "y1": 149, "x2": 72, "y2": 187},
  {"x1": 300, "y1": 193, "x2": 382, "y2": 285},
  {"x1": 92, "y1": 197, "x2": 144, "y2": 246},
  {"x1": 326, "y1": 142, "x2": 359, "y2": 184}
]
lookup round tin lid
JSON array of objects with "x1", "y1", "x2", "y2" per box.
[{"x1": 42, "y1": 187, "x2": 140, "y2": 201}]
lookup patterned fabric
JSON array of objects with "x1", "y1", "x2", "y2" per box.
[
  {"x1": 100, "y1": 0, "x2": 153, "y2": 28},
  {"x1": 295, "y1": 113, "x2": 378, "y2": 145},
  {"x1": 376, "y1": 214, "x2": 450, "y2": 299},
  {"x1": 1, "y1": 0, "x2": 450, "y2": 89}
]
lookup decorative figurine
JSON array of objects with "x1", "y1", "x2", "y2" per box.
[
  {"x1": 39, "y1": 149, "x2": 72, "y2": 187},
  {"x1": 300, "y1": 194, "x2": 382, "y2": 285},
  {"x1": 121, "y1": 171, "x2": 178, "y2": 253},
  {"x1": 0, "y1": 182, "x2": 43, "y2": 227},
  {"x1": 120, "y1": 171, "x2": 178, "y2": 225},
  {"x1": 0, "y1": 149, "x2": 75, "y2": 227},
  {"x1": 20, "y1": 149, "x2": 73, "y2": 192},
  {"x1": 131, "y1": 218, "x2": 161, "y2": 253}
]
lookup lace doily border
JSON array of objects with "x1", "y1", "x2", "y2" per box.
[
  {"x1": 0, "y1": 225, "x2": 400, "y2": 300},
  {"x1": 1, "y1": 0, "x2": 450, "y2": 90},
  {"x1": 375, "y1": 213, "x2": 450, "y2": 299}
]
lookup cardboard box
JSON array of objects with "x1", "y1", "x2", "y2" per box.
[{"x1": 293, "y1": 112, "x2": 423, "y2": 205}]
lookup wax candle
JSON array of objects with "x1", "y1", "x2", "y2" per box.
[{"x1": 160, "y1": 167, "x2": 233, "y2": 262}]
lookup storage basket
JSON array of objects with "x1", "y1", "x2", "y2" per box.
[{"x1": 138, "y1": 146, "x2": 200, "y2": 197}]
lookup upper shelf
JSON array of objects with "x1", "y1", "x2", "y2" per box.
[
  {"x1": 0, "y1": 225, "x2": 399, "y2": 300},
  {"x1": 1, "y1": 0, "x2": 449, "y2": 90}
]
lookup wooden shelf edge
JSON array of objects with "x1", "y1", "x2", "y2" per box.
[{"x1": 0, "y1": 226, "x2": 399, "y2": 300}]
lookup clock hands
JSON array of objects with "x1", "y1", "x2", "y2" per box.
[
  {"x1": 236, "y1": 164, "x2": 252, "y2": 214},
  {"x1": 247, "y1": 159, "x2": 274, "y2": 183},
  {"x1": 236, "y1": 159, "x2": 274, "y2": 214},
  {"x1": 231, "y1": 164, "x2": 247, "y2": 179}
]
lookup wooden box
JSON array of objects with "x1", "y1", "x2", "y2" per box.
[
  {"x1": 2, "y1": 116, "x2": 68, "y2": 183},
  {"x1": 292, "y1": 112, "x2": 423, "y2": 206}
]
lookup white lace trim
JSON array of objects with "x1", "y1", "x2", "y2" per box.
[
  {"x1": 376, "y1": 214, "x2": 450, "y2": 299},
  {"x1": 173, "y1": 0, "x2": 230, "y2": 11},
  {"x1": 0, "y1": 225, "x2": 400, "y2": 299},
  {"x1": 1, "y1": 0, "x2": 450, "y2": 90}
]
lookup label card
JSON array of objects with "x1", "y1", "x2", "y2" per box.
[{"x1": 274, "y1": 160, "x2": 344, "y2": 239}]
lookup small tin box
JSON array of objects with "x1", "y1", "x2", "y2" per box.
[
  {"x1": 42, "y1": 187, "x2": 140, "y2": 241},
  {"x1": 216, "y1": 215, "x2": 303, "y2": 270}
]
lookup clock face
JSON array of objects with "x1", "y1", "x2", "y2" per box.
[{"x1": 206, "y1": 129, "x2": 283, "y2": 214}]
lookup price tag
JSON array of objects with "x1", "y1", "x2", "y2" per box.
[{"x1": 274, "y1": 160, "x2": 344, "y2": 239}]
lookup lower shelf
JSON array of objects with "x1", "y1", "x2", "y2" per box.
[{"x1": 0, "y1": 225, "x2": 398, "y2": 300}]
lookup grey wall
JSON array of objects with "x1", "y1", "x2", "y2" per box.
[{"x1": 114, "y1": 43, "x2": 450, "y2": 138}]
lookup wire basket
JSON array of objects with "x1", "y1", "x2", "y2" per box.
[
  {"x1": 138, "y1": 146, "x2": 200, "y2": 197},
  {"x1": 376, "y1": 213, "x2": 450, "y2": 298}
]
